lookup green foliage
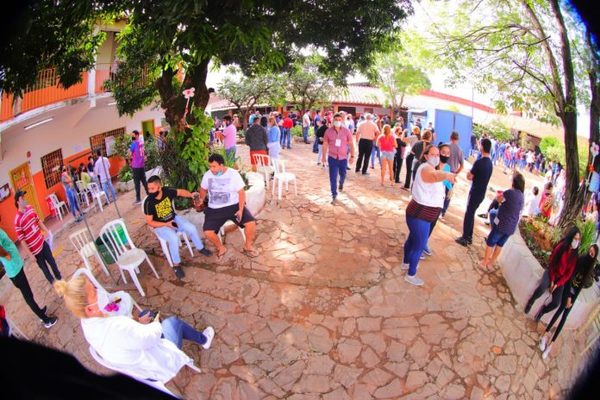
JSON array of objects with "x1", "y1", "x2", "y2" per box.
[
  {"x1": 160, "y1": 108, "x2": 212, "y2": 192},
  {"x1": 143, "y1": 136, "x2": 161, "y2": 171},
  {"x1": 472, "y1": 120, "x2": 512, "y2": 142},
  {"x1": 118, "y1": 164, "x2": 133, "y2": 183},
  {"x1": 539, "y1": 137, "x2": 561, "y2": 155},
  {"x1": 291, "y1": 126, "x2": 303, "y2": 137},
  {"x1": 285, "y1": 56, "x2": 335, "y2": 111},
  {"x1": 575, "y1": 219, "x2": 596, "y2": 256},
  {"x1": 209, "y1": 147, "x2": 240, "y2": 169},
  {"x1": 111, "y1": 133, "x2": 132, "y2": 160}
]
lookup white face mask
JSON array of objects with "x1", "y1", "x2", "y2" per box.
[
  {"x1": 571, "y1": 240, "x2": 579, "y2": 249},
  {"x1": 333, "y1": 121, "x2": 342, "y2": 128},
  {"x1": 427, "y1": 157, "x2": 440, "y2": 167}
]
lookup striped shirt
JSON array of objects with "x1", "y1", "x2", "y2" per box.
[{"x1": 14, "y1": 205, "x2": 45, "y2": 255}]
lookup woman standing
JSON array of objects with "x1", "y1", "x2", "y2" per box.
[
  {"x1": 393, "y1": 126, "x2": 407, "y2": 184},
  {"x1": 426, "y1": 144, "x2": 454, "y2": 256},
  {"x1": 480, "y1": 172, "x2": 525, "y2": 270},
  {"x1": 0, "y1": 227, "x2": 57, "y2": 328},
  {"x1": 61, "y1": 165, "x2": 83, "y2": 222},
  {"x1": 524, "y1": 226, "x2": 580, "y2": 320},
  {"x1": 539, "y1": 182, "x2": 554, "y2": 220},
  {"x1": 315, "y1": 117, "x2": 329, "y2": 167},
  {"x1": 538, "y1": 244, "x2": 598, "y2": 359},
  {"x1": 376, "y1": 124, "x2": 397, "y2": 186},
  {"x1": 403, "y1": 145, "x2": 456, "y2": 286},
  {"x1": 267, "y1": 116, "x2": 281, "y2": 160}
]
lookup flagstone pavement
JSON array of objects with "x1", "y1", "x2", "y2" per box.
[{"x1": 1, "y1": 143, "x2": 596, "y2": 399}]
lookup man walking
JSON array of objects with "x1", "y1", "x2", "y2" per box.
[
  {"x1": 312, "y1": 110, "x2": 322, "y2": 153},
  {"x1": 131, "y1": 130, "x2": 149, "y2": 205},
  {"x1": 93, "y1": 150, "x2": 117, "y2": 203},
  {"x1": 144, "y1": 176, "x2": 212, "y2": 280},
  {"x1": 355, "y1": 113, "x2": 380, "y2": 175},
  {"x1": 322, "y1": 113, "x2": 355, "y2": 205},
  {"x1": 456, "y1": 138, "x2": 494, "y2": 246},
  {"x1": 245, "y1": 117, "x2": 268, "y2": 172},
  {"x1": 14, "y1": 191, "x2": 63, "y2": 284}
]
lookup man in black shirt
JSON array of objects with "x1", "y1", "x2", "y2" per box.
[
  {"x1": 456, "y1": 138, "x2": 494, "y2": 246},
  {"x1": 143, "y1": 176, "x2": 212, "y2": 279}
]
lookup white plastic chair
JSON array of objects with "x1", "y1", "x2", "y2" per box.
[
  {"x1": 99, "y1": 219, "x2": 159, "y2": 297},
  {"x1": 69, "y1": 229, "x2": 110, "y2": 276},
  {"x1": 271, "y1": 158, "x2": 297, "y2": 201},
  {"x1": 75, "y1": 180, "x2": 91, "y2": 209},
  {"x1": 88, "y1": 182, "x2": 108, "y2": 212},
  {"x1": 141, "y1": 197, "x2": 194, "y2": 268},
  {"x1": 252, "y1": 153, "x2": 273, "y2": 189},
  {"x1": 47, "y1": 193, "x2": 68, "y2": 220}
]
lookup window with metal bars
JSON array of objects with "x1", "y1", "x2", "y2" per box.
[
  {"x1": 41, "y1": 149, "x2": 63, "y2": 188},
  {"x1": 89, "y1": 127, "x2": 126, "y2": 157}
]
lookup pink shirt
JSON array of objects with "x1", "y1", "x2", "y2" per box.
[
  {"x1": 378, "y1": 134, "x2": 396, "y2": 152},
  {"x1": 324, "y1": 126, "x2": 353, "y2": 160},
  {"x1": 356, "y1": 120, "x2": 379, "y2": 141},
  {"x1": 223, "y1": 124, "x2": 237, "y2": 149}
]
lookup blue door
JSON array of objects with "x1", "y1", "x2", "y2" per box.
[
  {"x1": 434, "y1": 110, "x2": 454, "y2": 145},
  {"x1": 454, "y1": 114, "x2": 473, "y2": 158}
]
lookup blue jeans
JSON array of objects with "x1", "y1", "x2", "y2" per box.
[
  {"x1": 161, "y1": 316, "x2": 207, "y2": 349},
  {"x1": 404, "y1": 216, "x2": 430, "y2": 276},
  {"x1": 154, "y1": 215, "x2": 204, "y2": 264},
  {"x1": 302, "y1": 126, "x2": 309, "y2": 143},
  {"x1": 280, "y1": 128, "x2": 291, "y2": 149},
  {"x1": 328, "y1": 156, "x2": 347, "y2": 199},
  {"x1": 370, "y1": 145, "x2": 381, "y2": 167},
  {"x1": 317, "y1": 144, "x2": 323, "y2": 164},
  {"x1": 66, "y1": 187, "x2": 81, "y2": 217},
  {"x1": 312, "y1": 132, "x2": 319, "y2": 153},
  {"x1": 225, "y1": 146, "x2": 236, "y2": 162},
  {"x1": 101, "y1": 180, "x2": 117, "y2": 203}
]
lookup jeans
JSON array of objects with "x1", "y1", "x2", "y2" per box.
[
  {"x1": 161, "y1": 316, "x2": 207, "y2": 350},
  {"x1": 101, "y1": 180, "x2": 117, "y2": 203},
  {"x1": 34, "y1": 241, "x2": 62, "y2": 283},
  {"x1": 370, "y1": 144, "x2": 381, "y2": 167},
  {"x1": 280, "y1": 128, "x2": 291, "y2": 149},
  {"x1": 393, "y1": 149, "x2": 404, "y2": 183},
  {"x1": 404, "y1": 216, "x2": 430, "y2": 276},
  {"x1": 10, "y1": 268, "x2": 49, "y2": 322},
  {"x1": 132, "y1": 167, "x2": 148, "y2": 202},
  {"x1": 462, "y1": 193, "x2": 485, "y2": 241},
  {"x1": 154, "y1": 215, "x2": 204, "y2": 265},
  {"x1": 302, "y1": 126, "x2": 309, "y2": 143},
  {"x1": 546, "y1": 287, "x2": 578, "y2": 342},
  {"x1": 312, "y1": 132, "x2": 319, "y2": 153},
  {"x1": 66, "y1": 187, "x2": 81, "y2": 217},
  {"x1": 317, "y1": 144, "x2": 324, "y2": 164},
  {"x1": 526, "y1": 270, "x2": 564, "y2": 318},
  {"x1": 328, "y1": 156, "x2": 347, "y2": 199},
  {"x1": 404, "y1": 154, "x2": 415, "y2": 188},
  {"x1": 441, "y1": 187, "x2": 451, "y2": 216},
  {"x1": 356, "y1": 139, "x2": 374, "y2": 174},
  {"x1": 225, "y1": 146, "x2": 236, "y2": 162}
]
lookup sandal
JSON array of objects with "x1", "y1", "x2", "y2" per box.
[
  {"x1": 216, "y1": 247, "x2": 227, "y2": 260},
  {"x1": 242, "y1": 248, "x2": 259, "y2": 258}
]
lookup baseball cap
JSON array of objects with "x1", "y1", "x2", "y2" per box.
[{"x1": 14, "y1": 190, "x2": 26, "y2": 208}]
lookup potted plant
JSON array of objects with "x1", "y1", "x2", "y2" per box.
[{"x1": 117, "y1": 164, "x2": 134, "y2": 192}]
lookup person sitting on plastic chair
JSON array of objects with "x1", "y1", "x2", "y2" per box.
[
  {"x1": 54, "y1": 274, "x2": 214, "y2": 383},
  {"x1": 144, "y1": 175, "x2": 212, "y2": 280}
]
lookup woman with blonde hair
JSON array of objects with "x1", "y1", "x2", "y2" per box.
[
  {"x1": 376, "y1": 124, "x2": 398, "y2": 186},
  {"x1": 54, "y1": 274, "x2": 215, "y2": 382}
]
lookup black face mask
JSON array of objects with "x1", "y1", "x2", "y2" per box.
[
  {"x1": 440, "y1": 155, "x2": 450, "y2": 164},
  {"x1": 148, "y1": 191, "x2": 159, "y2": 199}
]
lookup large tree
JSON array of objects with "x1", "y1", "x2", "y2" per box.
[{"x1": 285, "y1": 56, "x2": 335, "y2": 112}]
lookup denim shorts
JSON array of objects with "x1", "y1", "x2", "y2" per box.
[
  {"x1": 486, "y1": 225, "x2": 510, "y2": 247},
  {"x1": 381, "y1": 151, "x2": 395, "y2": 160}
]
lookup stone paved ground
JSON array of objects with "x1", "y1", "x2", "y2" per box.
[{"x1": 1, "y1": 143, "x2": 596, "y2": 399}]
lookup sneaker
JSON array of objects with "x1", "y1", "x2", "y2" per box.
[
  {"x1": 401, "y1": 263, "x2": 409, "y2": 270},
  {"x1": 202, "y1": 326, "x2": 215, "y2": 349},
  {"x1": 420, "y1": 254, "x2": 425, "y2": 260},
  {"x1": 477, "y1": 213, "x2": 489, "y2": 219},
  {"x1": 43, "y1": 316, "x2": 58, "y2": 329},
  {"x1": 524, "y1": 301, "x2": 533, "y2": 314},
  {"x1": 423, "y1": 248, "x2": 432, "y2": 256},
  {"x1": 542, "y1": 343, "x2": 552, "y2": 359},
  {"x1": 199, "y1": 248, "x2": 213, "y2": 257},
  {"x1": 404, "y1": 275, "x2": 424, "y2": 286},
  {"x1": 173, "y1": 266, "x2": 185, "y2": 280},
  {"x1": 455, "y1": 237, "x2": 470, "y2": 247},
  {"x1": 539, "y1": 335, "x2": 548, "y2": 352},
  {"x1": 484, "y1": 220, "x2": 490, "y2": 226}
]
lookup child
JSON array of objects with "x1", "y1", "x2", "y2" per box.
[{"x1": 524, "y1": 186, "x2": 540, "y2": 217}]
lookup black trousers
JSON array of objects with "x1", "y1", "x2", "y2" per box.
[
  {"x1": 404, "y1": 154, "x2": 415, "y2": 188},
  {"x1": 356, "y1": 139, "x2": 373, "y2": 173},
  {"x1": 132, "y1": 167, "x2": 149, "y2": 202},
  {"x1": 10, "y1": 268, "x2": 49, "y2": 322},
  {"x1": 34, "y1": 241, "x2": 62, "y2": 283},
  {"x1": 462, "y1": 193, "x2": 485, "y2": 241},
  {"x1": 526, "y1": 270, "x2": 564, "y2": 319},
  {"x1": 545, "y1": 286, "x2": 579, "y2": 342},
  {"x1": 393, "y1": 150, "x2": 404, "y2": 183}
]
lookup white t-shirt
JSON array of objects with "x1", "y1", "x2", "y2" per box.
[
  {"x1": 302, "y1": 113, "x2": 311, "y2": 128},
  {"x1": 200, "y1": 167, "x2": 245, "y2": 209}
]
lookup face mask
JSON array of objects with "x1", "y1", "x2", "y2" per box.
[
  {"x1": 427, "y1": 157, "x2": 440, "y2": 167},
  {"x1": 148, "y1": 191, "x2": 158, "y2": 199},
  {"x1": 214, "y1": 169, "x2": 224, "y2": 176},
  {"x1": 333, "y1": 121, "x2": 342, "y2": 128},
  {"x1": 440, "y1": 155, "x2": 449, "y2": 164},
  {"x1": 571, "y1": 240, "x2": 579, "y2": 249}
]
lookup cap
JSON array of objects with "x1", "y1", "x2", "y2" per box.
[{"x1": 14, "y1": 190, "x2": 26, "y2": 208}]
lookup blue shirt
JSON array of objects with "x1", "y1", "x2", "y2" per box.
[
  {"x1": 469, "y1": 156, "x2": 493, "y2": 199},
  {"x1": 497, "y1": 189, "x2": 524, "y2": 235},
  {"x1": 268, "y1": 126, "x2": 280, "y2": 143},
  {"x1": 442, "y1": 164, "x2": 452, "y2": 190}
]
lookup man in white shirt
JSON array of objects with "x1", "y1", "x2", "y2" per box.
[
  {"x1": 302, "y1": 111, "x2": 311, "y2": 144},
  {"x1": 93, "y1": 150, "x2": 117, "y2": 203},
  {"x1": 198, "y1": 153, "x2": 257, "y2": 259}
]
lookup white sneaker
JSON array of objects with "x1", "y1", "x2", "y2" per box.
[
  {"x1": 539, "y1": 335, "x2": 548, "y2": 352},
  {"x1": 202, "y1": 326, "x2": 215, "y2": 349},
  {"x1": 542, "y1": 343, "x2": 552, "y2": 359},
  {"x1": 404, "y1": 275, "x2": 424, "y2": 286},
  {"x1": 401, "y1": 263, "x2": 409, "y2": 270}
]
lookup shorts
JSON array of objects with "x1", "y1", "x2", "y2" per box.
[
  {"x1": 486, "y1": 225, "x2": 510, "y2": 247},
  {"x1": 203, "y1": 204, "x2": 255, "y2": 233},
  {"x1": 381, "y1": 151, "x2": 395, "y2": 160},
  {"x1": 250, "y1": 150, "x2": 268, "y2": 165}
]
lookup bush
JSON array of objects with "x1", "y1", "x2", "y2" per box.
[
  {"x1": 291, "y1": 125, "x2": 303, "y2": 137},
  {"x1": 118, "y1": 164, "x2": 132, "y2": 182}
]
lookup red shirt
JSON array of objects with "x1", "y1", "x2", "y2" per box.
[
  {"x1": 14, "y1": 205, "x2": 45, "y2": 255},
  {"x1": 324, "y1": 126, "x2": 353, "y2": 160},
  {"x1": 282, "y1": 117, "x2": 293, "y2": 129},
  {"x1": 547, "y1": 242, "x2": 577, "y2": 287}
]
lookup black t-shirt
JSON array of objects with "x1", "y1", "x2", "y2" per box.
[
  {"x1": 143, "y1": 187, "x2": 177, "y2": 223},
  {"x1": 469, "y1": 157, "x2": 493, "y2": 198},
  {"x1": 411, "y1": 141, "x2": 427, "y2": 159},
  {"x1": 316, "y1": 125, "x2": 327, "y2": 145}
]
